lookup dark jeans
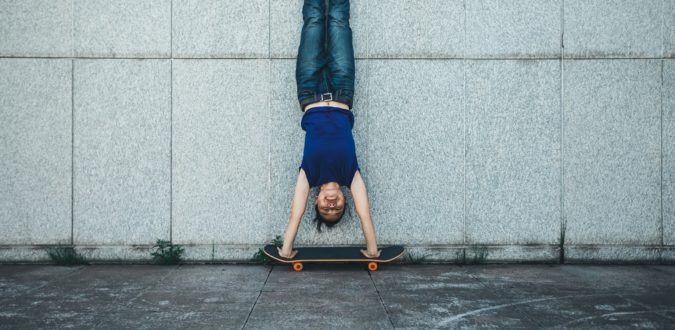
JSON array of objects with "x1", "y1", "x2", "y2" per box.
[{"x1": 296, "y1": 0, "x2": 355, "y2": 111}]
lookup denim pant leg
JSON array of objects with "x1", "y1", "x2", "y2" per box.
[
  {"x1": 327, "y1": 0, "x2": 355, "y2": 109},
  {"x1": 296, "y1": 0, "x2": 329, "y2": 111}
]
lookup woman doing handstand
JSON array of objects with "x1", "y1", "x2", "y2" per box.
[{"x1": 278, "y1": 0, "x2": 381, "y2": 260}]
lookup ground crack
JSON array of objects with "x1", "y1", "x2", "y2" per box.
[
  {"x1": 241, "y1": 265, "x2": 273, "y2": 330},
  {"x1": 368, "y1": 270, "x2": 396, "y2": 329}
]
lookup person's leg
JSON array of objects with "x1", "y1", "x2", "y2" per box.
[
  {"x1": 326, "y1": 0, "x2": 355, "y2": 109},
  {"x1": 296, "y1": 0, "x2": 330, "y2": 111}
]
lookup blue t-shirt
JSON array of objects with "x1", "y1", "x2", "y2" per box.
[{"x1": 298, "y1": 106, "x2": 360, "y2": 188}]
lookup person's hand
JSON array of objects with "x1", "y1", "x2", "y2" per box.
[
  {"x1": 360, "y1": 249, "x2": 381, "y2": 259},
  {"x1": 277, "y1": 246, "x2": 298, "y2": 259}
]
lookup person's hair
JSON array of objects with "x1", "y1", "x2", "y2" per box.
[{"x1": 312, "y1": 189, "x2": 352, "y2": 232}]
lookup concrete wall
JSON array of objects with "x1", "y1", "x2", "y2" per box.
[{"x1": 1, "y1": 0, "x2": 673, "y2": 263}]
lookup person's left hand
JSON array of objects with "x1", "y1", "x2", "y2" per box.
[{"x1": 360, "y1": 249, "x2": 381, "y2": 259}]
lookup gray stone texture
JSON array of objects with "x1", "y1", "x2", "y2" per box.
[
  {"x1": 564, "y1": 0, "x2": 664, "y2": 58},
  {"x1": 73, "y1": 59, "x2": 171, "y2": 245},
  {"x1": 363, "y1": 60, "x2": 464, "y2": 245},
  {"x1": 565, "y1": 245, "x2": 662, "y2": 263},
  {"x1": 0, "y1": 59, "x2": 72, "y2": 245},
  {"x1": 665, "y1": 60, "x2": 675, "y2": 245},
  {"x1": 667, "y1": 0, "x2": 675, "y2": 58},
  {"x1": 172, "y1": 59, "x2": 270, "y2": 245},
  {"x1": 466, "y1": 60, "x2": 561, "y2": 244},
  {"x1": 465, "y1": 0, "x2": 562, "y2": 58},
  {"x1": 270, "y1": 0, "x2": 464, "y2": 58},
  {"x1": 247, "y1": 290, "x2": 391, "y2": 328},
  {"x1": 3, "y1": 264, "x2": 675, "y2": 329},
  {"x1": 249, "y1": 267, "x2": 391, "y2": 328},
  {"x1": 73, "y1": 0, "x2": 171, "y2": 58},
  {"x1": 1, "y1": 0, "x2": 673, "y2": 262},
  {"x1": 563, "y1": 60, "x2": 662, "y2": 245},
  {"x1": 0, "y1": 0, "x2": 72, "y2": 57},
  {"x1": 172, "y1": 0, "x2": 269, "y2": 58}
]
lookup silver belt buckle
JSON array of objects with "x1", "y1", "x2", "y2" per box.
[{"x1": 320, "y1": 92, "x2": 333, "y2": 101}]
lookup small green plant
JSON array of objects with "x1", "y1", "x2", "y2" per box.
[
  {"x1": 469, "y1": 245, "x2": 488, "y2": 264},
  {"x1": 150, "y1": 239, "x2": 184, "y2": 265},
  {"x1": 454, "y1": 245, "x2": 489, "y2": 265},
  {"x1": 46, "y1": 245, "x2": 89, "y2": 265},
  {"x1": 251, "y1": 235, "x2": 283, "y2": 265},
  {"x1": 397, "y1": 250, "x2": 430, "y2": 264}
]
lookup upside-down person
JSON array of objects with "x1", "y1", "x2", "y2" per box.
[{"x1": 278, "y1": 0, "x2": 381, "y2": 260}]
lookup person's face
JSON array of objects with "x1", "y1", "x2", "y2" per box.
[{"x1": 315, "y1": 182, "x2": 345, "y2": 222}]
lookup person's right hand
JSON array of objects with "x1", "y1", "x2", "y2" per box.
[
  {"x1": 277, "y1": 246, "x2": 298, "y2": 259},
  {"x1": 360, "y1": 249, "x2": 382, "y2": 259}
]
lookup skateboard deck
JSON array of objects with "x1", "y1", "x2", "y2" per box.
[{"x1": 263, "y1": 244, "x2": 405, "y2": 271}]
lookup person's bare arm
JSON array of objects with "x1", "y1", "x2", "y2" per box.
[
  {"x1": 279, "y1": 169, "x2": 310, "y2": 258},
  {"x1": 350, "y1": 170, "x2": 381, "y2": 258}
]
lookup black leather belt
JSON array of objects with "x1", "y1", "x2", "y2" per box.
[{"x1": 299, "y1": 91, "x2": 352, "y2": 111}]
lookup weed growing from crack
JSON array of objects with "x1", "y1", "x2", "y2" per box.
[
  {"x1": 46, "y1": 245, "x2": 89, "y2": 265},
  {"x1": 454, "y1": 245, "x2": 489, "y2": 265},
  {"x1": 251, "y1": 235, "x2": 283, "y2": 265},
  {"x1": 396, "y1": 250, "x2": 430, "y2": 264},
  {"x1": 150, "y1": 239, "x2": 184, "y2": 265}
]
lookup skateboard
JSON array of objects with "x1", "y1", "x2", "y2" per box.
[{"x1": 262, "y1": 244, "x2": 405, "y2": 272}]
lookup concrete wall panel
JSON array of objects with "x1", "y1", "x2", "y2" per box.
[
  {"x1": 466, "y1": 0, "x2": 562, "y2": 58},
  {"x1": 0, "y1": 0, "x2": 72, "y2": 57},
  {"x1": 363, "y1": 59, "x2": 464, "y2": 245},
  {"x1": 564, "y1": 0, "x2": 664, "y2": 58},
  {"x1": 73, "y1": 59, "x2": 171, "y2": 245},
  {"x1": 563, "y1": 60, "x2": 662, "y2": 245},
  {"x1": 172, "y1": 59, "x2": 270, "y2": 245},
  {"x1": 74, "y1": 0, "x2": 171, "y2": 58},
  {"x1": 173, "y1": 0, "x2": 269, "y2": 58},
  {"x1": 666, "y1": 0, "x2": 675, "y2": 58},
  {"x1": 465, "y1": 60, "x2": 561, "y2": 245},
  {"x1": 0, "y1": 59, "x2": 72, "y2": 244}
]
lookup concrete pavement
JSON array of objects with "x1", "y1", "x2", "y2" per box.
[{"x1": 1, "y1": 263, "x2": 674, "y2": 329}]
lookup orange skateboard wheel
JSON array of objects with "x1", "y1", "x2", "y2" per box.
[
  {"x1": 368, "y1": 262, "x2": 378, "y2": 271},
  {"x1": 293, "y1": 262, "x2": 303, "y2": 272}
]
